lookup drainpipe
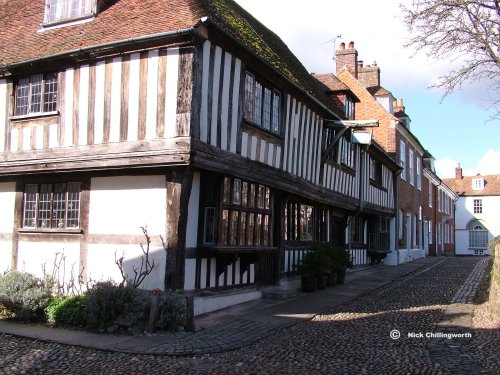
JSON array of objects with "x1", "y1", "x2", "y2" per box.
[{"x1": 394, "y1": 167, "x2": 402, "y2": 265}]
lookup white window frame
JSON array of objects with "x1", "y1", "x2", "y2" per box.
[
  {"x1": 400, "y1": 141, "x2": 406, "y2": 180},
  {"x1": 472, "y1": 178, "x2": 484, "y2": 190},
  {"x1": 473, "y1": 199, "x2": 483, "y2": 214},
  {"x1": 416, "y1": 157, "x2": 421, "y2": 190},
  {"x1": 469, "y1": 223, "x2": 488, "y2": 249},
  {"x1": 15, "y1": 73, "x2": 58, "y2": 116},
  {"x1": 44, "y1": 0, "x2": 95, "y2": 25},
  {"x1": 429, "y1": 180, "x2": 433, "y2": 207},
  {"x1": 409, "y1": 149, "x2": 414, "y2": 186}
]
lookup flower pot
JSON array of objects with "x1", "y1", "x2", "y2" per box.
[
  {"x1": 301, "y1": 275, "x2": 318, "y2": 292},
  {"x1": 317, "y1": 274, "x2": 328, "y2": 290},
  {"x1": 327, "y1": 272, "x2": 338, "y2": 287}
]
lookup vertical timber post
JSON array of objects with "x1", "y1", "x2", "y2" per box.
[{"x1": 165, "y1": 167, "x2": 194, "y2": 291}]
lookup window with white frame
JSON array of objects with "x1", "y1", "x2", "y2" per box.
[
  {"x1": 15, "y1": 74, "x2": 58, "y2": 116},
  {"x1": 23, "y1": 182, "x2": 81, "y2": 229},
  {"x1": 409, "y1": 149, "x2": 414, "y2": 185},
  {"x1": 472, "y1": 178, "x2": 484, "y2": 190},
  {"x1": 244, "y1": 72, "x2": 281, "y2": 134},
  {"x1": 429, "y1": 180, "x2": 433, "y2": 207},
  {"x1": 468, "y1": 221, "x2": 488, "y2": 249},
  {"x1": 429, "y1": 220, "x2": 433, "y2": 244},
  {"x1": 473, "y1": 199, "x2": 483, "y2": 214},
  {"x1": 416, "y1": 157, "x2": 421, "y2": 190},
  {"x1": 45, "y1": 0, "x2": 94, "y2": 24},
  {"x1": 400, "y1": 141, "x2": 406, "y2": 180}
]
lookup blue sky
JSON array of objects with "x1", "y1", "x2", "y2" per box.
[{"x1": 234, "y1": 0, "x2": 500, "y2": 179}]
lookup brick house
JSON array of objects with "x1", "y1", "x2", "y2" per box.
[
  {"x1": 330, "y1": 41, "x2": 456, "y2": 264},
  {"x1": 0, "y1": 0, "x2": 400, "y2": 313},
  {"x1": 444, "y1": 166, "x2": 500, "y2": 256}
]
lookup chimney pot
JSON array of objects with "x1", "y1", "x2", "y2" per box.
[
  {"x1": 339, "y1": 42, "x2": 345, "y2": 50},
  {"x1": 348, "y1": 41, "x2": 355, "y2": 49}
]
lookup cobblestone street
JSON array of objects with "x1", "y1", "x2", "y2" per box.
[{"x1": 1, "y1": 257, "x2": 498, "y2": 374}]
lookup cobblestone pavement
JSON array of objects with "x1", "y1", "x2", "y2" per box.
[{"x1": 1, "y1": 257, "x2": 497, "y2": 374}]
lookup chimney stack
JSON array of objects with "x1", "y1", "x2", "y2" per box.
[
  {"x1": 358, "y1": 60, "x2": 380, "y2": 88},
  {"x1": 336, "y1": 41, "x2": 358, "y2": 77},
  {"x1": 455, "y1": 163, "x2": 463, "y2": 180}
]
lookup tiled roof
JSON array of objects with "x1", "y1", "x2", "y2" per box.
[
  {"x1": 311, "y1": 73, "x2": 350, "y2": 92},
  {"x1": 443, "y1": 174, "x2": 500, "y2": 197},
  {"x1": 0, "y1": 0, "x2": 337, "y2": 116},
  {"x1": 367, "y1": 86, "x2": 391, "y2": 96}
]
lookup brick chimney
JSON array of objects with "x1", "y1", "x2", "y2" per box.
[
  {"x1": 455, "y1": 163, "x2": 463, "y2": 180},
  {"x1": 336, "y1": 41, "x2": 358, "y2": 77},
  {"x1": 358, "y1": 61, "x2": 380, "y2": 87}
]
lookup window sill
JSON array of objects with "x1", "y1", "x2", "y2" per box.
[
  {"x1": 340, "y1": 164, "x2": 356, "y2": 175},
  {"x1": 40, "y1": 14, "x2": 95, "y2": 30},
  {"x1": 18, "y1": 228, "x2": 83, "y2": 235},
  {"x1": 10, "y1": 111, "x2": 59, "y2": 122}
]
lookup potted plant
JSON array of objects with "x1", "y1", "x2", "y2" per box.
[
  {"x1": 295, "y1": 252, "x2": 318, "y2": 292},
  {"x1": 331, "y1": 246, "x2": 353, "y2": 284},
  {"x1": 295, "y1": 249, "x2": 332, "y2": 292}
]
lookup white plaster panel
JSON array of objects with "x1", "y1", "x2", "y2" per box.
[
  {"x1": 127, "y1": 53, "x2": 140, "y2": 142},
  {"x1": 109, "y1": 57, "x2": 122, "y2": 143},
  {"x1": 78, "y1": 64, "x2": 89, "y2": 145},
  {"x1": 200, "y1": 41, "x2": 211, "y2": 143},
  {"x1": 64, "y1": 68, "x2": 74, "y2": 146},
  {"x1": 0, "y1": 182, "x2": 15, "y2": 233},
  {"x1": 89, "y1": 176, "x2": 166, "y2": 235},
  {"x1": 35, "y1": 125, "x2": 44, "y2": 150},
  {"x1": 165, "y1": 48, "x2": 180, "y2": 138},
  {"x1": 17, "y1": 242, "x2": 80, "y2": 284},
  {"x1": 22, "y1": 127, "x2": 31, "y2": 151},
  {"x1": 94, "y1": 61, "x2": 105, "y2": 144},
  {"x1": 0, "y1": 243, "x2": 11, "y2": 273},
  {"x1": 145, "y1": 50, "x2": 159, "y2": 140},
  {"x1": 87, "y1": 243, "x2": 165, "y2": 290},
  {"x1": 184, "y1": 259, "x2": 196, "y2": 291}
]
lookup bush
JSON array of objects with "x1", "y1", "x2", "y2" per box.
[
  {"x1": 84, "y1": 281, "x2": 149, "y2": 330},
  {"x1": 156, "y1": 290, "x2": 186, "y2": 331},
  {"x1": 46, "y1": 295, "x2": 87, "y2": 327},
  {"x1": 0, "y1": 271, "x2": 54, "y2": 321}
]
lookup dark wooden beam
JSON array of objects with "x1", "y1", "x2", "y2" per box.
[{"x1": 164, "y1": 167, "x2": 194, "y2": 291}]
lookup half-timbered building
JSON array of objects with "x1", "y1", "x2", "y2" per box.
[{"x1": 0, "y1": 0, "x2": 400, "y2": 314}]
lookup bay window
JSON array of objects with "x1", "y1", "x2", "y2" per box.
[{"x1": 244, "y1": 72, "x2": 281, "y2": 133}]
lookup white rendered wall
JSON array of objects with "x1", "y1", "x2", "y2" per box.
[
  {"x1": 87, "y1": 176, "x2": 167, "y2": 289},
  {"x1": 17, "y1": 242, "x2": 80, "y2": 284},
  {"x1": 184, "y1": 171, "x2": 200, "y2": 291},
  {"x1": 0, "y1": 182, "x2": 16, "y2": 272},
  {"x1": 455, "y1": 196, "x2": 500, "y2": 255}
]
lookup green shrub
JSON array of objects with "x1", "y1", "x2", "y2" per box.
[
  {"x1": 46, "y1": 295, "x2": 87, "y2": 327},
  {"x1": 84, "y1": 281, "x2": 149, "y2": 330},
  {"x1": 156, "y1": 290, "x2": 186, "y2": 330},
  {"x1": 0, "y1": 271, "x2": 54, "y2": 321}
]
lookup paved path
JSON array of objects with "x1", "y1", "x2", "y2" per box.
[{"x1": 0, "y1": 256, "x2": 496, "y2": 374}]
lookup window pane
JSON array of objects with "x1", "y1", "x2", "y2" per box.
[
  {"x1": 240, "y1": 212, "x2": 247, "y2": 245},
  {"x1": 38, "y1": 184, "x2": 52, "y2": 228},
  {"x1": 66, "y1": 182, "x2": 81, "y2": 228},
  {"x1": 255, "y1": 213, "x2": 262, "y2": 245},
  {"x1": 233, "y1": 179, "x2": 241, "y2": 205},
  {"x1": 242, "y1": 182, "x2": 248, "y2": 207},
  {"x1": 44, "y1": 73, "x2": 58, "y2": 112},
  {"x1": 53, "y1": 183, "x2": 66, "y2": 228},
  {"x1": 272, "y1": 91, "x2": 281, "y2": 132},
  {"x1": 263, "y1": 88, "x2": 271, "y2": 130},
  {"x1": 247, "y1": 213, "x2": 255, "y2": 245},
  {"x1": 265, "y1": 187, "x2": 270, "y2": 210},
  {"x1": 203, "y1": 207, "x2": 216, "y2": 244},
  {"x1": 257, "y1": 185, "x2": 265, "y2": 209},
  {"x1": 16, "y1": 78, "x2": 30, "y2": 116},
  {"x1": 230, "y1": 210, "x2": 239, "y2": 245},
  {"x1": 263, "y1": 214, "x2": 270, "y2": 246},
  {"x1": 30, "y1": 75, "x2": 43, "y2": 113},
  {"x1": 223, "y1": 177, "x2": 231, "y2": 204},
  {"x1": 244, "y1": 74, "x2": 255, "y2": 119},
  {"x1": 23, "y1": 184, "x2": 38, "y2": 227},
  {"x1": 221, "y1": 209, "x2": 229, "y2": 245},
  {"x1": 254, "y1": 82, "x2": 263, "y2": 125},
  {"x1": 300, "y1": 205, "x2": 313, "y2": 241},
  {"x1": 249, "y1": 184, "x2": 255, "y2": 207}
]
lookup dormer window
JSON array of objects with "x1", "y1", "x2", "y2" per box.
[
  {"x1": 472, "y1": 178, "x2": 484, "y2": 190},
  {"x1": 44, "y1": 0, "x2": 95, "y2": 25},
  {"x1": 344, "y1": 96, "x2": 354, "y2": 120}
]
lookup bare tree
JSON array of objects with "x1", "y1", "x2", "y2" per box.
[
  {"x1": 401, "y1": 0, "x2": 500, "y2": 117},
  {"x1": 115, "y1": 226, "x2": 156, "y2": 288}
]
